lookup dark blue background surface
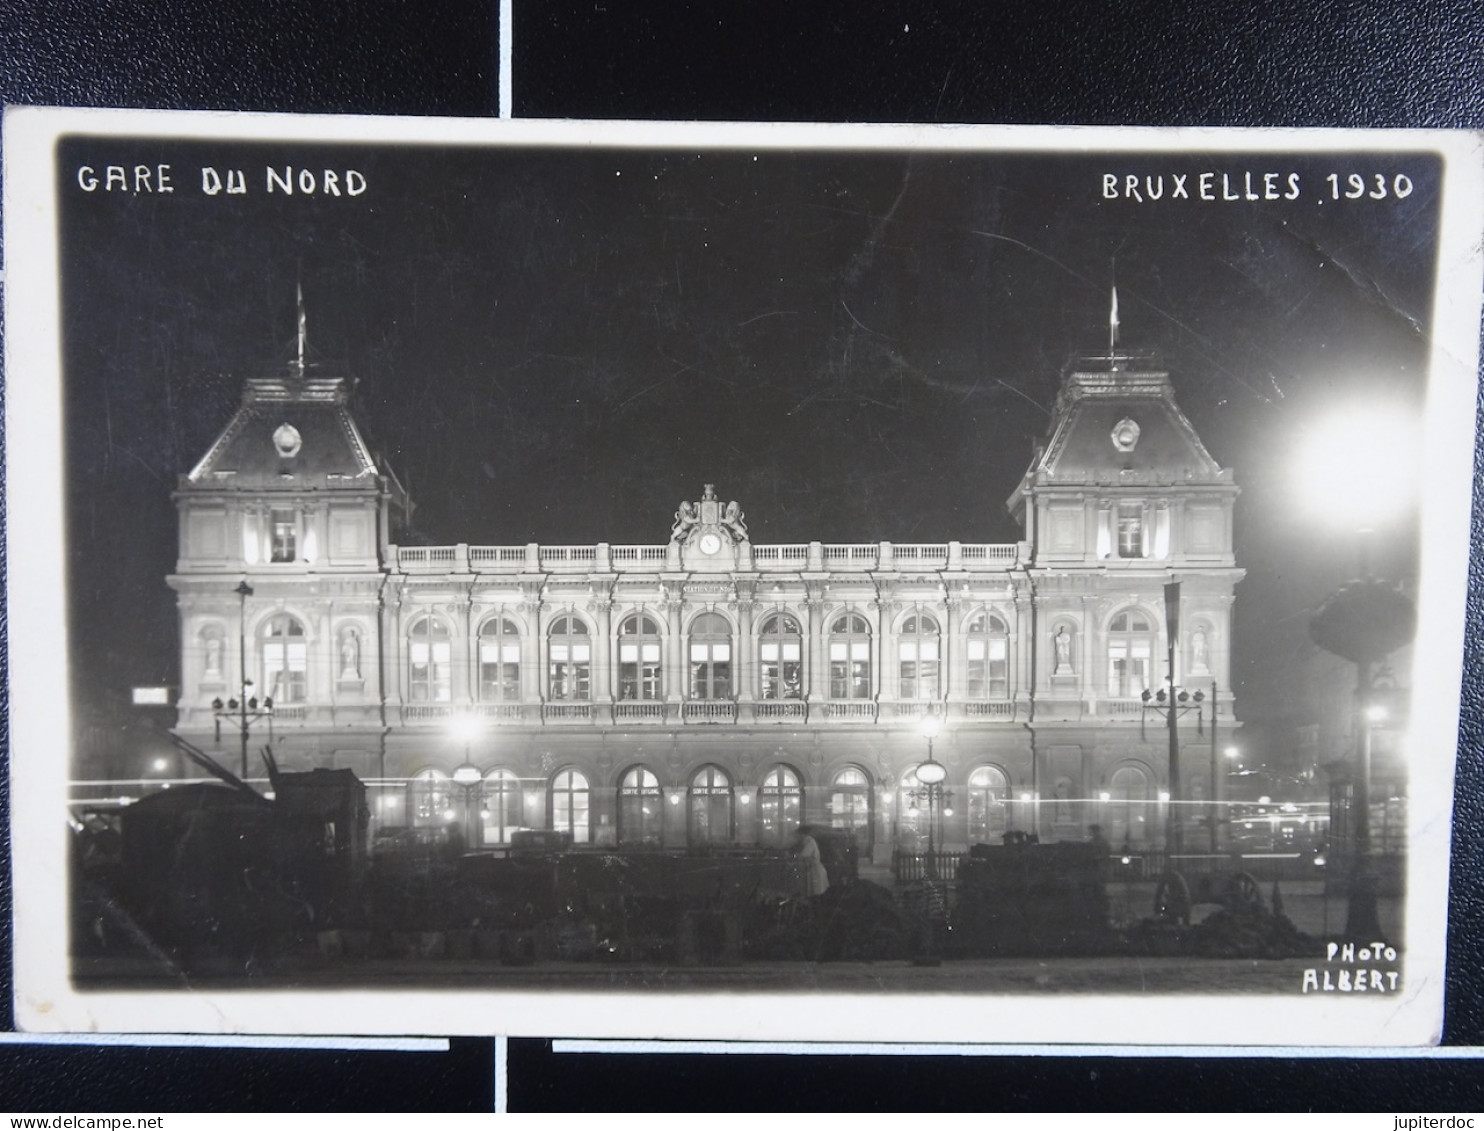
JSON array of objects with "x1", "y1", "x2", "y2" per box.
[{"x1": 2, "y1": 0, "x2": 1482, "y2": 1112}]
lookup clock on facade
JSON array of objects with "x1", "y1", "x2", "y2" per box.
[{"x1": 698, "y1": 532, "x2": 723, "y2": 555}]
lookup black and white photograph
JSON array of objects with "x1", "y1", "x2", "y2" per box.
[{"x1": 7, "y1": 111, "x2": 1481, "y2": 1044}]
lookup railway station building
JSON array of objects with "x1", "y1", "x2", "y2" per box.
[{"x1": 168, "y1": 352, "x2": 1242, "y2": 866}]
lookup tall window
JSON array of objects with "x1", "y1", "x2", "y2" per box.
[
  {"x1": 408, "y1": 768, "x2": 452, "y2": 829},
  {"x1": 688, "y1": 612, "x2": 732, "y2": 700},
  {"x1": 1117, "y1": 504, "x2": 1145, "y2": 558},
  {"x1": 480, "y1": 768, "x2": 523, "y2": 845},
  {"x1": 1107, "y1": 609, "x2": 1154, "y2": 698},
  {"x1": 408, "y1": 615, "x2": 452, "y2": 702},
  {"x1": 829, "y1": 613, "x2": 872, "y2": 699},
  {"x1": 550, "y1": 769, "x2": 591, "y2": 844},
  {"x1": 965, "y1": 613, "x2": 1009, "y2": 698},
  {"x1": 1109, "y1": 764, "x2": 1152, "y2": 847},
  {"x1": 758, "y1": 764, "x2": 803, "y2": 847},
  {"x1": 967, "y1": 765, "x2": 1010, "y2": 844},
  {"x1": 830, "y1": 766, "x2": 873, "y2": 851},
  {"x1": 898, "y1": 614, "x2": 941, "y2": 699},
  {"x1": 618, "y1": 766, "x2": 663, "y2": 846},
  {"x1": 618, "y1": 613, "x2": 662, "y2": 701},
  {"x1": 262, "y1": 614, "x2": 307, "y2": 703},
  {"x1": 479, "y1": 617, "x2": 522, "y2": 701},
  {"x1": 548, "y1": 616, "x2": 591, "y2": 701},
  {"x1": 689, "y1": 765, "x2": 733, "y2": 846},
  {"x1": 270, "y1": 508, "x2": 297, "y2": 563},
  {"x1": 759, "y1": 613, "x2": 803, "y2": 700}
]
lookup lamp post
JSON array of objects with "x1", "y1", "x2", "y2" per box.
[
  {"x1": 211, "y1": 579, "x2": 273, "y2": 780},
  {"x1": 914, "y1": 715, "x2": 947, "y2": 880},
  {"x1": 1310, "y1": 580, "x2": 1413, "y2": 940},
  {"x1": 449, "y1": 713, "x2": 484, "y2": 850},
  {"x1": 1139, "y1": 582, "x2": 1209, "y2": 862},
  {"x1": 1298, "y1": 404, "x2": 1419, "y2": 942}
]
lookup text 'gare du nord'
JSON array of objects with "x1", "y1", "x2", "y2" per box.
[{"x1": 140, "y1": 333, "x2": 1248, "y2": 880}]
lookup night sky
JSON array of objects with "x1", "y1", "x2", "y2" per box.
[{"x1": 55, "y1": 133, "x2": 1440, "y2": 742}]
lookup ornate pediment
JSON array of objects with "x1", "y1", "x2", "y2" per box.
[{"x1": 671, "y1": 483, "x2": 748, "y2": 571}]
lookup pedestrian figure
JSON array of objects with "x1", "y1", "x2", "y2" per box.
[{"x1": 794, "y1": 825, "x2": 830, "y2": 897}]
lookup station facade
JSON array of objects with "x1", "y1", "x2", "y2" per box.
[{"x1": 169, "y1": 354, "x2": 1242, "y2": 861}]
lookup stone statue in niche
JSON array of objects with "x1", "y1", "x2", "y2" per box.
[
  {"x1": 1053, "y1": 777, "x2": 1073, "y2": 822},
  {"x1": 340, "y1": 627, "x2": 361, "y2": 680},
  {"x1": 204, "y1": 633, "x2": 223, "y2": 679},
  {"x1": 1190, "y1": 627, "x2": 1209, "y2": 675},
  {"x1": 1053, "y1": 625, "x2": 1073, "y2": 674}
]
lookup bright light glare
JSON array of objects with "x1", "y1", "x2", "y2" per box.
[
  {"x1": 448, "y1": 714, "x2": 483, "y2": 741},
  {"x1": 1295, "y1": 404, "x2": 1420, "y2": 529},
  {"x1": 1365, "y1": 704, "x2": 1390, "y2": 723}
]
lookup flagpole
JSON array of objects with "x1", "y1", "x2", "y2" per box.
[{"x1": 296, "y1": 282, "x2": 307, "y2": 380}]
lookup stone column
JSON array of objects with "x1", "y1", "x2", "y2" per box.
[
  {"x1": 589, "y1": 592, "x2": 614, "y2": 713},
  {"x1": 804, "y1": 587, "x2": 828, "y2": 705},
  {"x1": 735, "y1": 591, "x2": 756, "y2": 714},
  {"x1": 664, "y1": 587, "x2": 685, "y2": 713}
]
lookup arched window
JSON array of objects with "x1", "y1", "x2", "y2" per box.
[
  {"x1": 688, "y1": 612, "x2": 732, "y2": 700},
  {"x1": 550, "y1": 769, "x2": 590, "y2": 844},
  {"x1": 758, "y1": 764, "x2": 803, "y2": 847},
  {"x1": 548, "y1": 616, "x2": 591, "y2": 701},
  {"x1": 618, "y1": 766, "x2": 663, "y2": 846},
  {"x1": 1109, "y1": 764, "x2": 1153, "y2": 848},
  {"x1": 1107, "y1": 609, "x2": 1154, "y2": 698},
  {"x1": 965, "y1": 613, "x2": 1009, "y2": 698},
  {"x1": 407, "y1": 768, "x2": 452, "y2": 829},
  {"x1": 689, "y1": 765, "x2": 733, "y2": 846},
  {"x1": 479, "y1": 768, "x2": 524, "y2": 846},
  {"x1": 967, "y1": 765, "x2": 1010, "y2": 844},
  {"x1": 758, "y1": 613, "x2": 803, "y2": 700},
  {"x1": 479, "y1": 617, "x2": 522, "y2": 701},
  {"x1": 829, "y1": 613, "x2": 872, "y2": 700},
  {"x1": 262, "y1": 614, "x2": 308, "y2": 703},
  {"x1": 618, "y1": 613, "x2": 662, "y2": 701},
  {"x1": 830, "y1": 766, "x2": 873, "y2": 852},
  {"x1": 408, "y1": 615, "x2": 452, "y2": 703},
  {"x1": 898, "y1": 614, "x2": 941, "y2": 699}
]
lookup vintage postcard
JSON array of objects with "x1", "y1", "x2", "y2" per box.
[{"x1": 7, "y1": 109, "x2": 1480, "y2": 1043}]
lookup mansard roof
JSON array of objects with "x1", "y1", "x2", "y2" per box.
[
  {"x1": 1011, "y1": 354, "x2": 1231, "y2": 504},
  {"x1": 182, "y1": 374, "x2": 379, "y2": 490}
]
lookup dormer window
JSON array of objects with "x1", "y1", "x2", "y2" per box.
[{"x1": 1117, "y1": 504, "x2": 1144, "y2": 558}]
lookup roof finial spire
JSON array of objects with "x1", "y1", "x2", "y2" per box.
[{"x1": 1108, "y1": 259, "x2": 1120, "y2": 370}]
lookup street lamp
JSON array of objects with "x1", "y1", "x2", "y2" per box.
[
  {"x1": 913, "y1": 715, "x2": 947, "y2": 880},
  {"x1": 212, "y1": 579, "x2": 273, "y2": 779},
  {"x1": 1139, "y1": 582, "x2": 1214, "y2": 859},
  {"x1": 448, "y1": 713, "x2": 485, "y2": 848},
  {"x1": 908, "y1": 715, "x2": 950, "y2": 966},
  {"x1": 1300, "y1": 404, "x2": 1418, "y2": 942}
]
